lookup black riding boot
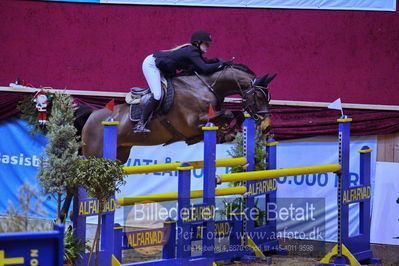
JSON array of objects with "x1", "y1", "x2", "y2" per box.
[{"x1": 134, "y1": 96, "x2": 159, "y2": 133}]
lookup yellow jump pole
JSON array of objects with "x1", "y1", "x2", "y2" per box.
[
  {"x1": 118, "y1": 186, "x2": 246, "y2": 206},
  {"x1": 123, "y1": 157, "x2": 247, "y2": 175},
  {"x1": 217, "y1": 164, "x2": 341, "y2": 183}
]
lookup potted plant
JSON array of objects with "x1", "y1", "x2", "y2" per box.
[
  {"x1": 64, "y1": 226, "x2": 88, "y2": 266},
  {"x1": 72, "y1": 157, "x2": 126, "y2": 266},
  {"x1": 222, "y1": 131, "x2": 268, "y2": 226}
]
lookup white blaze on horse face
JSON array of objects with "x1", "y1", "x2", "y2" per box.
[
  {"x1": 200, "y1": 42, "x2": 209, "y2": 53},
  {"x1": 257, "y1": 116, "x2": 272, "y2": 133}
]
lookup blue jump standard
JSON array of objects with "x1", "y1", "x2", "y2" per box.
[{"x1": 70, "y1": 115, "x2": 379, "y2": 266}]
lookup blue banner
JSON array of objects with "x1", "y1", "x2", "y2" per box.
[{"x1": 0, "y1": 117, "x2": 56, "y2": 219}]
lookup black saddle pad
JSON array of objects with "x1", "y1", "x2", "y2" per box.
[
  {"x1": 129, "y1": 78, "x2": 174, "y2": 122},
  {"x1": 129, "y1": 104, "x2": 141, "y2": 122}
]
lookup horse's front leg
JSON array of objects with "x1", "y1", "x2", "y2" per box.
[
  {"x1": 198, "y1": 110, "x2": 234, "y2": 127},
  {"x1": 198, "y1": 110, "x2": 238, "y2": 143}
]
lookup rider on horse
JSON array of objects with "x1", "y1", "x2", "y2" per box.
[{"x1": 134, "y1": 30, "x2": 231, "y2": 133}]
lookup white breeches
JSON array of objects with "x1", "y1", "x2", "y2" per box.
[{"x1": 142, "y1": 54, "x2": 162, "y2": 100}]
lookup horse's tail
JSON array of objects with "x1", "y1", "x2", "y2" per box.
[{"x1": 74, "y1": 105, "x2": 94, "y2": 137}]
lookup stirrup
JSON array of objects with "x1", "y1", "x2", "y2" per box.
[{"x1": 134, "y1": 123, "x2": 151, "y2": 133}]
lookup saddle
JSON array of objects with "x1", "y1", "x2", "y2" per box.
[{"x1": 125, "y1": 77, "x2": 174, "y2": 122}]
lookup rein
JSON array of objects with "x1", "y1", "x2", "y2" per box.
[
  {"x1": 194, "y1": 66, "x2": 270, "y2": 121},
  {"x1": 231, "y1": 71, "x2": 271, "y2": 121},
  {"x1": 194, "y1": 69, "x2": 226, "y2": 105}
]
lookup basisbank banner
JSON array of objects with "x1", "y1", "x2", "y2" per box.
[
  {"x1": 42, "y1": 0, "x2": 396, "y2": 11},
  {"x1": 2, "y1": 117, "x2": 393, "y2": 244},
  {"x1": 0, "y1": 117, "x2": 55, "y2": 218}
]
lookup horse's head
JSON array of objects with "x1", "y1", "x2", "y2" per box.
[
  {"x1": 241, "y1": 73, "x2": 276, "y2": 134},
  {"x1": 206, "y1": 64, "x2": 275, "y2": 135}
]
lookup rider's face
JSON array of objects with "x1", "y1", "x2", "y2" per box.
[{"x1": 199, "y1": 42, "x2": 209, "y2": 53}]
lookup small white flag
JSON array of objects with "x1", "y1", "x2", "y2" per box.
[{"x1": 328, "y1": 98, "x2": 344, "y2": 115}]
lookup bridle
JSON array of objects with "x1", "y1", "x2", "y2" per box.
[
  {"x1": 242, "y1": 85, "x2": 271, "y2": 121},
  {"x1": 194, "y1": 66, "x2": 271, "y2": 121}
]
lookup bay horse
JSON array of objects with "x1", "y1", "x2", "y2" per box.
[
  {"x1": 63, "y1": 64, "x2": 274, "y2": 221},
  {"x1": 80, "y1": 64, "x2": 273, "y2": 164}
]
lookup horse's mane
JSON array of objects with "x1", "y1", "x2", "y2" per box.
[
  {"x1": 230, "y1": 63, "x2": 256, "y2": 77},
  {"x1": 176, "y1": 63, "x2": 256, "y2": 78}
]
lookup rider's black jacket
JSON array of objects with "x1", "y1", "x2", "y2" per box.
[{"x1": 153, "y1": 45, "x2": 222, "y2": 76}]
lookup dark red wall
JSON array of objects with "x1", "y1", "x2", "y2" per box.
[{"x1": 1, "y1": 0, "x2": 398, "y2": 105}]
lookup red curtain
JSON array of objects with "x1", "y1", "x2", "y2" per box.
[
  {"x1": 2, "y1": 91, "x2": 399, "y2": 140},
  {"x1": 269, "y1": 106, "x2": 399, "y2": 140}
]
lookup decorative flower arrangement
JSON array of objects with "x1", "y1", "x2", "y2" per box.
[{"x1": 17, "y1": 90, "x2": 57, "y2": 135}]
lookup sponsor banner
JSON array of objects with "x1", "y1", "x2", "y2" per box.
[
  {"x1": 371, "y1": 162, "x2": 399, "y2": 245},
  {"x1": 275, "y1": 136, "x2": 377, "y2": 241},
  {"x1": 124, "y1": 227, "x2": 169, "y2": 249},
  {"x1": 0, "y1": 117, "x2": 55, "y2": 218},
  {"x1": 42, "y1": 0, "x2": 396, "y2": 11},
  {"x1": 275, "y1": 198, "x2": 326, "y2": 244},
  {"x1": 0, "y1": 224, "x2": 64, "y2": 266},
  {"x1": 78, "y1": 197, "x2": 116, "y2": 216}
]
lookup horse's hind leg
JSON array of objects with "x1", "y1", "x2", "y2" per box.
[
  {"x1": 82, "y1": 138, "x2": 103, "y2": 158},
  {"x1": 117, "y1": 146, "x2": 132, "y2": 165},
  {"x1": 81, "y1": 121, "x2": 104, "y2": 159},
  {"x1": 59, "y1": 189, "x2": 74, "y2": 223}
]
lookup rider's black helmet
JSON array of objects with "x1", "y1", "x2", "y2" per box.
[{"x1": 190, "y1": 30, "x2": 213, "y2": 44}]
